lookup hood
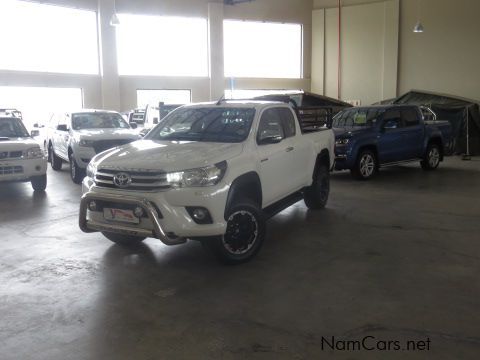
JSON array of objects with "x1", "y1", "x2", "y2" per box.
[
  {"x1": 75, "y1": 128, "x2": 139, "y2": 140},
  {"x1": 94, "y1": 140, "x2": 244, "y2": 172},
  {"x1": 0, "y1": 138, "x2": 40, "y2": 151},
  {"x1": 333, "y1": 126, "x2": 371, "y2": 139}
]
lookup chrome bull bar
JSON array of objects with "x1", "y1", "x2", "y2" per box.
[{"x1": 79, "y1": 192, "x2": 186, "y2": 246}]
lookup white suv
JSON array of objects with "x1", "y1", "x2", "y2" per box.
[
  {"x1": 80, "y1": 101, "x2": 335, "y2": 263},
  {"x1": 46, "y1": 110, "x2": 140, "y2": 184},
  {"x1": 0, "y1": 116, "x2": 47, "y2": 191}
]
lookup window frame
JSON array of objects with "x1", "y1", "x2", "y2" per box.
[{"x1": 256, "y1": 108, "x2": 286, "y2": 145}]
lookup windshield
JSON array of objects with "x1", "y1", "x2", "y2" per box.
[
  {"x1": 145, "y1": 107, "x2": 256, "y2": 143},
  {"x1": 0, "y1": 117, "x2": 30, "y2": 138},
  {"x1": 333, "y1": 108, "x2": 385, "y2": 128},
  {"x1": 72, "y1": 113, "x2": 130, "y2": 130}
]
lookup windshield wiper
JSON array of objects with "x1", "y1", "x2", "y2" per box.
[{"x1": 0, "y1": 137, "x2": 11, "y2": 141}]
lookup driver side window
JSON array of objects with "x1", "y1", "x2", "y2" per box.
[
  {"x1": 257, "y1": 108, "x2": 285, "y2": 144},
  {"x1": 382, "y1": 110, "x2": 402, "y2": 130}
]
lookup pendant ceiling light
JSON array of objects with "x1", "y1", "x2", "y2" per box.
[
  {"x1": 413, "y1": 0, "x2": 424, "y2": 33},
  {"x1": 413, "y1": 21, "x2": 424, "y2": 33},
  {"x1": 110, "y1": 0, "x2": 120, "y2": 27}
]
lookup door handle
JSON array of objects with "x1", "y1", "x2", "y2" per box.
[
  {"x1": 260, "y1": 158, "x2": 269, "y2": 163},
  {"x1": 285, "y1": 146, "x2": 294, "y2": 152}
]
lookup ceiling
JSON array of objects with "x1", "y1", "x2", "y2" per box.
[{"x1": 313, "y1": 0, "x2": 387, "y2": 8}]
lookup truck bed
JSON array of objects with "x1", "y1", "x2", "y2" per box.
[{"x1": 425, "y1": 120, "x2": 454, "y2": 155}]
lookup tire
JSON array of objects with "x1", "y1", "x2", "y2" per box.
[
  {"x1": 49, "y1": 144, "x2": 62, "y2": 171},
  {"x1": 304, "y1": 164, "x2": 330, "y2": 209},
  {"x1": 69, "y1": 153, "x2": 84, "y2": 184},
  {"x1": 102, "y1": 232, "x2": 146, "y2": 246},
  {"x1": 421, "y1": 143, "x2": 441, "y2": 170},
  {"x1": 351, "y1": 149, "x2": 377, "y2": 180},
  {"x1": 31, "y1": 174, "x2": 47, "y2": 191},
  {"x1": 203, "y1": 200, "x2": 266, "y2": 265}
]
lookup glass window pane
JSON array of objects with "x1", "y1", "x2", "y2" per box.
[
  {"x1": 224, "y1": 20, "x2": 302, "y2": 79},
  {"x1": 116, "y1": 15, "x2": 208, "y2": 76},
  {"x1": 0, "y1": 86, "x2": 83, "y2": 128},
  {"x1": 0, "y1": 0, "x2": 98, "y2": 74},
  {"x1": 257, "y1": 109, "x2": 285, "y2": 143}
]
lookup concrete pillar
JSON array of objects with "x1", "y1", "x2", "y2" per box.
[
  {"x1": 208, "y1": 2, "x2": 225, "y2": 101},
  {"x1": 98, "y1": 0, "x2": 121, "y2": 111},
  {"x1": 382, "y1": 0, "x2": 399, "y2": 100},
  {"x1": 311, "y1": 9, "x2": 325, "y2": 95}
]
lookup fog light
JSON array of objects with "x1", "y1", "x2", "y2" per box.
[
  {"x1": 186, "y1": 207, "x2": 212, "y2": 224},
  {"x1": 192, "y1": 208, "x2": 207, "y2": 221},
  {"x1": 134, "y1": 206, "x2": 144, "y2": 218},
  {"x1": 88, "y1": 200, "x2": 97, "y2": 211}
]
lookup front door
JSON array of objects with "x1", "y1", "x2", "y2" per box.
[
  {"x1": 377, "y1": 109, "x2": 405, "y2": 164},
  {"x1": 256, "y1": 108, "x2": 292, "y2": 206}
]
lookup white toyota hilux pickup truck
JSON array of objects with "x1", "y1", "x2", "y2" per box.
[
  {"x1": 79, "y1": 101, "x2": 335, "y2": 263},
  {"x1": 0, "y1": 116, "x2": 47, "y2": 191},
  {"x1": 46, "y1": 110, "x2": 140, "y2": 184}
]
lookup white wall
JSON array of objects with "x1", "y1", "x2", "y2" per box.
[
  {"x1": 312, "y1": 0, "x2": 399, "y2": 105},
  {"x1": 398, "y1": 0, "x2": 480, "y2": 101},
  {"x1": 0, "y1": 0, "x2": 314, "y2": 113},
  {"x1": 313, "y1": 0, "x2": 480, "y2": 103}
]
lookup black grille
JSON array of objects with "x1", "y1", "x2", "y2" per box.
[
  {"x1": 0, "y1": 151, "x2": 23, "y2": 159},
  {"x1": 93, "y1": 139, "x2": 134, "y2": 154},
  {"x1": 0, "y1": 166, "x2": 23, "y2": 175},
  {"x1": 94, "y1": 168, "x2": 170, "y2": 192},
  {"x1": 9, "y1": 151, "x2": 23, "y2": 158}
]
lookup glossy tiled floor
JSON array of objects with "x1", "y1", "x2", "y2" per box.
[{"x1": 1, "y1": 157, "x2": 479, "y2": 359}]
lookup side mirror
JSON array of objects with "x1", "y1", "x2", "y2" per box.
[
  {"x1": 130, "y1": 122, "x2": 138, "y2": 129},
  {"x1": 258, "y1": 135, "x2": 283, "y2": 145},
  {"x1": 33, "y1": 123, "x2": 39, "y2": 128},
  {"x1": 153, "y1": 118, "x2": 159, "y2": 125},
  {"x1": 31, "y1": 130, "x2": 40, "y2": 137},
  {"x1": 57, "y1": 124, "x2": 68, "y2": 132}
]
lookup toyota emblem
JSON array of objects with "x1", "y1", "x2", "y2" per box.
[{"x1": 113, "y1": 172, "x2": 132, "y2": 188}]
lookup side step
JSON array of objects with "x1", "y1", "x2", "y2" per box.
[{"x1": 263, "y1": 191, "x2": 304, "y2": 219}]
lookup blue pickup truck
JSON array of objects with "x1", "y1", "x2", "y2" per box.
[{"x1": 333, "y1": 105, "x2": 453, "y2": 179}]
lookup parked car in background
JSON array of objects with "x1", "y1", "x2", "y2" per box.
[
  {"x1": 79, "y1": 101, "x2": 335, "y2": 264},
  {"x1": 333, "y1": 105, "x2": 453, "y2": 179},
  {"x1": 0, "y1": 108, "x2": 23, "y2": 120},
  {"x1": 0, "y1": 116, "x2": 47, "y2": 191},
  {"x1": 123, "y1": 108, "x2": 146, "y2": 127},
  {"x1": 140, "y1": 103, "x2": 183, "y2": 136},
  {"x1": 46, "y1": 110, "x2": 141, "y2": 184}
]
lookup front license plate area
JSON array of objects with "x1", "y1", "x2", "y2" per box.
[{"x1": 103, "y1": 208, "x2": 140, "y2": 224}]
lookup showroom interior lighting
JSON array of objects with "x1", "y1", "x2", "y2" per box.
[
  {"x1": 110, "y1": 0, "x2": 120, "y2": 27},
  {"x1": 413, "y1": 0, "x2": 424, "y2": 33}
]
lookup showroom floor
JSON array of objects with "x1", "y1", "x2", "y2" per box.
[{"x1": 1, "y1": 157, "x2": 479, "y2": 360}]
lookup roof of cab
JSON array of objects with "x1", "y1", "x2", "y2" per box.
[{"x1": 182, "y1": 100, "x2": 290, "y2": 109}]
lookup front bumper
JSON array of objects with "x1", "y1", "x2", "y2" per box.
[
  {"x1": 79, "y1": 177, "x2": 229, "y2": 245},
  {"x1": 0, "y1": 157, "x2": 47, "y2": 182}
]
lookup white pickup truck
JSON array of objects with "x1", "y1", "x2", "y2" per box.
[
  {"x1": 0, "y1": 116, "x2": 47, "y2": 191},
  {"x1": 46, "y1": 110, "x2": 140, "y2": 184},
  {"x1": 79, "y1": 101, "x2": 335, "y2": 263}
]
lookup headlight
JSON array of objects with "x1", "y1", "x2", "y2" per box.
[
  {"x1": 166, "y1": 161, "x2": 227, "y2": 188},
  {"x1": 335, "y1": 138, "x2": 350, "y2": 146},
  {"x1": 79, "y1": 139, "x2": 95, "y2": 147},
  {"x1": 23, "y1": 147, "x2": 44, "y2": 159},
  {"x1": 86, "y1": 162, "x2": 97, "y2": 178}
]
